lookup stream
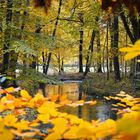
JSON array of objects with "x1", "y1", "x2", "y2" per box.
[{"x1": 44, "y1": 82, "x2": 117, "y2": 121}]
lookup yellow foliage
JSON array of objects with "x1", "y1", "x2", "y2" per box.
[
  {"x1": 95, "y1": 119, "x2": 117, "y2": 138},
  {"x1": 120, "y1": 40, "x2": 140, "y2": 60},
  {"x1": 5, "y1": 87, "x2": 15, "y2": 93},
  {"x1": 0, "y1": 122, "x2": 14, "y2": 140},
  {"x1": 3, "y1": 115, "x2": 17, "y2": 126},
  {"x1": 0, "y1": 88, "x2": 140, "y2": 140},
  {"x1": 45, "y1": 131, "x2": 61, "y2": 140},
  {"x1": 20, "y1": 90, "x2": 32, "y2": 100},
  {"x1": 37, "y1": 114, "x2": 50, "y2": 123},
  {"x1": 14, "y1": 120, "x2": 30, "y2": 131},
  {"x1": 116, "y1": 111, "x2": 140, "y2": 140},
  {"x1": 51, "y1": 118, "x2": 68, "y2": 133}
]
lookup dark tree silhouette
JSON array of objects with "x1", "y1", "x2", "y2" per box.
[{"x1": 34, "y1": 0, "x2": 52, "y2": 13}]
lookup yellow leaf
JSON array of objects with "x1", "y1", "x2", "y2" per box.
[
  {"x1": 89, "y1": 100, "x2": 97, "y2": 106},
  {"x1": 67, "y1": 114, "x2": 83, "y2": 125},
  {"x1": 49, "y1": 109, "x2": 58, "y2": 117},
  {"x1": 45, "y1": 132, "x2": 61, "y2": 140},
  {"x1": 4, "y1": 115, "x2": 17, "y2": 126},
  {"x1": 11, "y1": 129, "x2": 36, "y2": 137},
  {"x1": 120, "y1": 40, "x2": 140, "y2": 61},
  {"x1": 49, "y1": 94, "x2": 59, "y2": 102},
  {"x1": 5, "y1": 87, "x2": 15, "y2": 93},
  {"x1": 20, "y1": 90, "x2": 32, "y2": 100},
  {"x1": 37, "y1": 114, "x2": 50, "y2": 123},
  {"x1": 124, "y1": 52, "x2": 140, "y2": 60},
  {"x1": 75, "y1": 100, "x2": 84, "y2": 105},
  {"x1": 95, "y1": 119, "x2": 117, "y2": 138},
  {"x1": 0, "y1": 122, "x2": 14, "y2": 140},
  {"x1": 59, "y1": 94, "x2": 67, "y2": 102},
  {"x1": 76, "y1": 127, "x2": 93, "y2": 139},
  {"x1": 117, "y1": 103, "x2": 126, "y2": 108},
  {"x1": 51, "y1": 118, "x2": 67, "y2": 134},
  {"x1": 117, "y1": 116, "x2": 140, "y2": 136},
  {"x1": 104, "y1": 96, "x2": 110, "y2": 100},
  {"x1": 32, "y1": 93, "x2": 45, "y2": 102},
  {"x1": 63, "y1": 126, "x2": 78, "y2": 139},
  {"x1": 134, "y1": 39, "x2": 140, "y2": 47},
  {"x1": 14, "y1": 120, "x2": 29, "y2": 131},
  {"x1": 119, "y1": 47, "x2": 136, "y2": 52},
  {"x1": 131, "y1": 104, "x2": 140, "y2": 111},
  {"x1": 37, "y1": 102, "x2": 57, "y2": 116}
]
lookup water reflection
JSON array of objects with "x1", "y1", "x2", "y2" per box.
[
  {"x1": 45, "y1": 82, "x2": 117, "y2": 121},
  {"x1": 45, "y1": 83, "x2": 80, "y2": 101}
]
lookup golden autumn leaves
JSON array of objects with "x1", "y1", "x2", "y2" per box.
[
  {"x1": 0, "y1": 88, "x2": 140, "y2": 140},
  {"x1": 120, "y1": 40, "x2": 140, "y2": 61},
  {"x1": 104, "y1": 92, "x2": 140, "y2": 140}
]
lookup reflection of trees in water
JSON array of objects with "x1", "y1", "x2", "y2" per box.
[
  {"x1": 45, "y1": 83, "x2": 79, "y2": 100},
  {"x1": 45, "y1": 82, "x2": 117, "y2": 121},
  {"x1": 78, "y1": 106, "x2": 82, "y2": 118},
  {"x1": 96, "y1": 102, "x2": 117, "y2": 121},
  {"x1": 77, "y1": 102, "x2": 117, "y2": 121},
  {"x1": 60, "y1": 101, "x2": 117, "y2": 121}
]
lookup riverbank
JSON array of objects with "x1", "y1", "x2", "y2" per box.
[
  {"x1": 53, "y1": 73, "x2": 135, "y2": 97},
  {"x1": 80, "y1": 73, "x2": 135, "y2": 97}
]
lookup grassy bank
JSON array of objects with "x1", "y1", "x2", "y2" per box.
[{"x1": 80, "y1": 73, "x2": 133, "y2": 97}]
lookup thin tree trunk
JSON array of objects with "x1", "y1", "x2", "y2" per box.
[
  {"x1": 84, "y1": 30, "x2": 95, "y2": 76},
  {"x1": 106, "y1": 21, "x2": 109, "y2": 80},
  {"x1": 61, "y1": 58, "x2": 64, "y2": 73},
  {"x1": 58, "y1": 53, "x2": 61, "y2": 75},
  {"x1": 96, "y1": 28, "x2": 102, "y2": 73},
  {"x1": 109, "y1": 60, "x2": 113, "y2": 73},
  {"x1": 31, "y1": 24, "x2": 42, "y2": 69},
  {"x1": 120, "y1": 11, "x2": 135, "y2": 44},
  {"x1": 102, "y1": 36, "x2": 106, "y2": 73},
  {"x1": 45, "y1": 0, "x2": 63, "y2": 74},
  {"x1": 125, "y1": 31, "x2": 128, "y2": 77},
  {"x1": 79, "y1": 13, "x2": 84, "y2": 73},
  {"x1": 42, "y1": 52, "x2": 46, "y2": 73},
  {"x1": 111, "y1": 15, "x2": 121, "y2": 81}
]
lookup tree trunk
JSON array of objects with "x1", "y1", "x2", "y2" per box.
[
  {"x1": 120, "y1": 9, "x2": 140, "y2": 82},
  {"x1": 58, "y1": 53, "x2": 61, "y2": 75},
  {"x1": 120, "y1": 12, "x2": 135, "y2": 44},
  {"x1": 61, "y1": 58, "x2": 64, "y2": 73},
  {"x1": 109, "y1": 60, "x2": 113, "y2": 73},
  {"x1": 106, "y1": 21, "x2": 109, "y2": 80},
  {"x1": 31, "y1": 24, "x2": 42, "y2": 69},
  {"x1": 2, "y1": 0, "x2": 13, "y2": 74},
  {"x1": 84, "y1": 30, "x2": 95, "y2": 76},
  {"x1": 45, "y1": 0, "x2": 63, "y2": 74},
  {"x1": 110, "y1": 15, "x2": 121, "y2": 81},
  {"x1": 96, "y1": 28, "x2": 102, "y2": 73},
  {"x1": 9, "y1": 10, "x2": 28, "y2": 79},
  {"x1": 79, "y1": 13, "x2": 84, "y2": 73},
  {"x1": 42, "y1": 52, "x2": 46, "y2": 73}
]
